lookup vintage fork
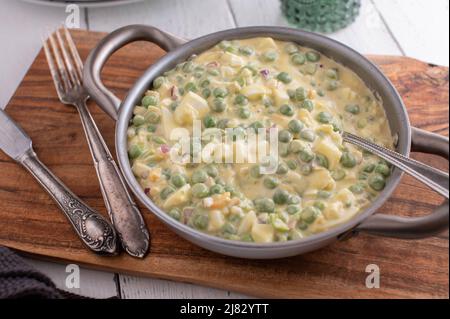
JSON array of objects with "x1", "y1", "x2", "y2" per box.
[{"x1": 43, "y1": 28, "x2": 150, "y2": 258}]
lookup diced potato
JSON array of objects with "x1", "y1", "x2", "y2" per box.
[
  {"x1": 307, "y1": 169, "x2": 335, "y2": 190},
  {"x1": 221, "y1": 52, "x2": 245, "y2": 67},
  {"x1": 238, "y1": 210, "x2": 257, "y2": 235},
  {"x1": 272, "y1": 88, "x2": 290, "y2": 107},
  {"x1": 334, "y1": 188, "x2": 355, "y2": 204},
  {"x1": 255, "y1": 37, "x2": 278, "y2": 51},
  {"x1": 179, "y1": 91, "x2": 209, "y2": 118},
  {"x1": 208, "y1": 210, "x2": 225, "y2": 232},
  {"x1": 297, "y1": 108, "x2": 314, "y2": 126},
  {"x1": 163, "y1": 184, "x2": 191, "y2": 209},
  {"x1": 314, "y1": 138, "x2": 342, "y2": 170},
  {"x1": 241, "y1": 84, "x2": 271, "y2": 100},
  {"x1": 323, "y1": 201, "x2": 343, "y2": 220},
  {"x1": 173, "y1": 100, "x2": 199, "y2": 126},
  {"x1": 132, "y1": 162, "x2": 152, "y2": 179},
  {"x1": 210, "y1": 192, "x2": 231, "y2": 209},
  {"x1": 251, "y1": 223, "x2": 275, "y2": 243},
  {"x1": 285, "y1": 171, "x2": 308, "y2": 194}
]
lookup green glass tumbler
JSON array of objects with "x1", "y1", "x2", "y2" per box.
[{"x1": 280, "y1": 0, "x2": 361, "y2": 33}]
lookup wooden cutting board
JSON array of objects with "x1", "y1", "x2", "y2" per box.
[{"x1": 0, "y1": 30, "x2": 448, "y2": 299}]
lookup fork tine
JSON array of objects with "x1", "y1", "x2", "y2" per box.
[
  {"x1": 64, "y1": 27, "x2": 84, "y2": 81},
  {"x1": 43, "y1": 38, "x2": 65, "y2": 99},
  {"x1": 55, "y1": 28, "x2": 80, "y2": 86},
  {"x1": 48, "y1": 32, "x2": 72, "y2": 91}
]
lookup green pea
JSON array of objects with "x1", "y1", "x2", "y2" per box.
[
  {"x1": 301, "y1": 206, "x2": 321, "y2": 223},
  {"x1": 250, "y1": 165, "x2": 262, "y2": 178},
  {"x1": 280, "y1": 104, "x2": 294, "y2": 116},
  {"x1": 211, "y1": 98, "x2": 227, "y2": 112},
  {"x1": 213, "y1": 87, "x2": 228, "y2": 98},
  {"x1": 331, "y1": 169, "x2": 346, "y2": 181},
  {"x1": 210, "y1": 184, "x2": 225, "y2": 194},
  {"x1": 128, "y1": 144, "x2": 143, "y2": 159},
  {"x1": 241, "y1": 234, "x2": 253, "y2": 242},
  {"x1": 294, "y1": 87, "x2": 307, "y2": 101},
  {"x1": 238, "y1": 107, "x2": 251, "y2": 119},
  {"x1": 192, "y1": 183, "x2": 210, "y2": 198},
  {"x1": 288, "y1": 195, "x2": 301, "y2": 205},
  {"x1": 262, "y1": 51, "x2": 278, "y2": 62},
  {"x1": 239, "y1": 46, "x2": 254, "y2": 56},
  {"x1": 215, "y1": 177, "x2": 226, "y2": 186},
  {"x1": 142, "y1": 95, "x2": 158, "y2": 107},
  {"x1": 299, "y1": 149, "x2": 314, "y2": 163},
  {"x1": 234, "y1": 94, "x2": 248, "y2": 106},
  {"x1": 192, "y1": 214, "x2": 209, "y2": 230},
  {"x1": 276, "y1": 163, "x2": 289, "y2": 175},
  {"x1": 363, "y1": 163, "x2": 375, "y2": 173},
  {"x1": 203, "y1": 115, "x2": 217, "y2": 128},
  {"x1": 332, "y1": 121, "x2": 343, "y2": 133},
  {"x1": 288, "y1": 119, "x2": 304, "y2": 133},
  {"x1": 301, "y1": 99, "x2": 314, "y2": 112},
  {"x1": 250, "y1": 121, "x2": 264, "y2": 133},
  {"x1": 152, "y1": 136, "x2": 167, "y2": 144},
  {"x1": 132, "y1": 114, "x2": 145, "y2": 126},
  {"x1": 375, "y1": 163, "x2": 391, "y2": 177},
  {"x1": 357, "y1": 118, "x2": 367, "y2": 128},
  {"x1": 291, "y1": 53, "x2": 306, "y2": 65},
  {"x1": 326, "y1": 80, "x2": 340, "y2": 91},
  {"x1": 201, "y1": 88, "x2": 211, "y2": 99},
  {"x1": 313, "y1": 201, "x2": 326, "y2": 211},
  {"x1": 304, "y1": 63, "x2": 318, "y2": 75},
  {"x1": 345, "y1": 104, "x2": 360, "y2": 115},
  {"x1": 287, "y1": 159, "x2": 298, "y2": 170},
  {"x1": 279, "y1": 142, "x2": 290, "y2": 157},
  {"x1": 153, "y1": 76, "x2": 165, "y2": 89},
  {"x1": 217, "y1": 118, "x2": 229, "y2": 129},
  {"x1": 349, "y1": 183, "x2": 365, "y2": 194},
  {"x1": 289, "y1": 139, "x2": 304, "y2": 153},
  {"x1": 278, "y1": 129, "x2": 293, "y2": 143},
  {"x1": 358, "y1": 172, "x2": 369, "y2": 180},
  {"x1": 317, "y1": 190, "x2": 331, "y2": 199},
  {"x1": 300, "y1": 129, "x2": 316, "y2": 142},
  {"x1": 254, "y1": 198, "x2": 275, "y2": 213},
  {"x1": 263, "y1": 177, "x2": 279, "y2": 189},
  {"x1": 182, "y1": 61, "x2": 194, "y2": 73},
  {"x1": 297, "y1": 221, "x2": 309, "y2": 230},
  {"x1": 168, "y1": 208, "x2": 181, "y2": 221},
  {"x1": 306, "y1": 51, "x2": 321, "y2": 62},
  {"x1": 286, "y1": 205, "x2": 300, "y2": 215},
  {"x1": 200, "y1": 79, "x2": 210, "y2": 88},
  {"x1": 369, "y1": 174, "x2": 386, "y2": 191},
  {"x1": 222, "y1": 222, "x2": 237, "y2": 235},
  {"x1": 284, "y1": 43, "x2": 298, "y2": 54},
  {"x1": 160, "y1": 186, "x2": 175, "y2": 200},
  {"x1": 184, "y1": 82, "x2": 197, "y2": 93},
  {"x1": 145, "y1": 111, "x2": 160, "y2": 124},
  {"x1": 316, "y1": 111, "x2": 333, "y2": 124},
  {"x1": 273, "y1": 189, "x2": 290, "y2": 205},
  {"x1": 225, "y1": 46, "x2": 238, "y2": 54},
  {"x1": 277, "y1": 72, "x2": 292, "y2": 84},
  {"x1": 171, "y1": 174, "x2": 186, "y2": 188},
  {"x1": 315, "y1": 153, "x2": 329, "y2": 168},
  {"x1": 204, "y1": 165, "x2": 218, "y2": 178},
  {"x1": 147, "y1": 124, "x2": 157, "y2": 133},
  {"x1": 300, "y1": 163, "x2": 312, "y2": 176},
  {"x1": 192, "y1": 169, "x2": 208, "y2": 184},
  {"x1": 340, "y1": 152, "x2": 357, "y2": 168},
  {"x1": 207, "y1": 69, "x2": 220, "y2": 76},
  {"x1": 326, "y1": 69, "x2": 339, "y2": 79}
]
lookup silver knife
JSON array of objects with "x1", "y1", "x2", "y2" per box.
[{"x1": 0, "y1": 109, "x2": 118, "y2": 255}]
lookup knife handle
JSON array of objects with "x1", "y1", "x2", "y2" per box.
[
  {"x1": 18, "y1": 149, "x2": 118, "y2": 255},
  {"x1": 76, "y1": 101, "x2": 150, "y2": 258}
]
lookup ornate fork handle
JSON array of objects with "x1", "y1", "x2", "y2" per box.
[
  {"x1": 76, "y1": 100, "x2": 150, "y2": 258},
  {"x1": 343, "y1": 131, "x2": 449, "y2": 198},
  {"x1": 18, "y1": 149, "x2": 117, "y2": 255}
]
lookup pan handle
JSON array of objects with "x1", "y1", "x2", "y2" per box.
[
  {"x1": 354, "y1": 127, "x2": 449, "y2": 239},
  {"x1": 83, "y1": 24, "x2": 186, "y2": 120}
]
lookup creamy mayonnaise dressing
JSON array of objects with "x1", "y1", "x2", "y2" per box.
[{"x1": 127, "y1": 37, "x2": 394, "y2": 243}]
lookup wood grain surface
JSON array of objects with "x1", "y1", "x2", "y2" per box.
[{"x1": 0, "y1": 30, "x2": 448, "y2": 299}]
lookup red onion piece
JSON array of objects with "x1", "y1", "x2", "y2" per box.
[
  {"x1": 144, "y1": 188, "x2": 151, "y2": 195},
  {"x1": 207, "y1": 61, "x2": 219, "y2": 68},
  {"x1": 260, "y1": 69, "x2": 270, "y2": 79},
  {"x1": 160, "y1": 144, "x2": 170, "y2": 154}
]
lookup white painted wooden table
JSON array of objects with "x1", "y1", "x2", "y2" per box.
[{"x1": 0, "y1": 0, "x2": 448, "y2": 299}]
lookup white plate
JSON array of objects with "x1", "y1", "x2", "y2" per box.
[{"x1": 21, "y1": 0, "x2": 144, "y2": 8}]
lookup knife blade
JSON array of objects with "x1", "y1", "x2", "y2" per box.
[
  {"x1": 0, "y1": 110, "x2": 32, "y2": 160},
  {"x1": 0, "y1": 109, "x2": 118, "y2": 255}
]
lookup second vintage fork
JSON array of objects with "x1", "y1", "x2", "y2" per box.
[{"x1": 44, "y1": 28, "x2": 150, "y2": 258}]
